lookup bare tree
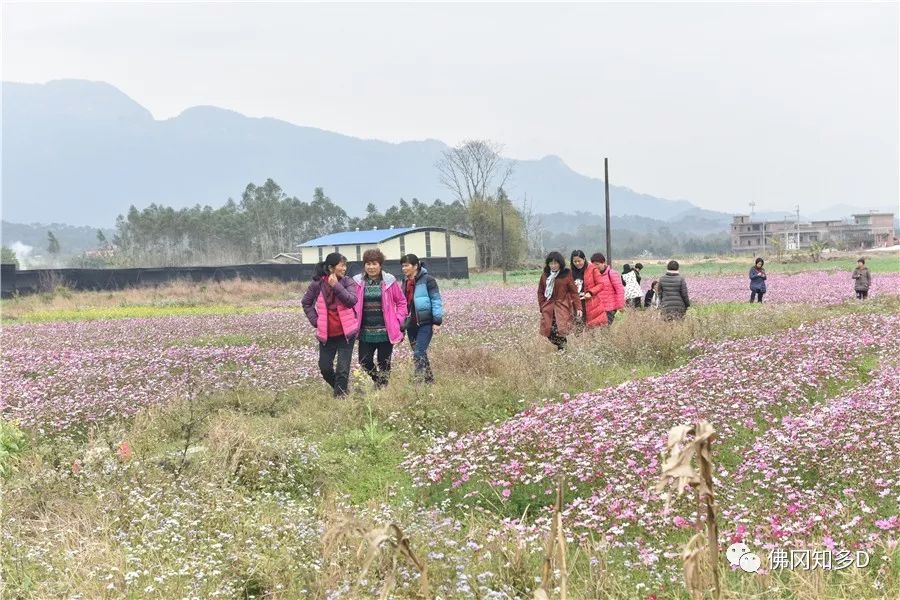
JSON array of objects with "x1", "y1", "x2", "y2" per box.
[
  {"x1": 520, "y1": 193, "x2": 545, "y2": 259},
  {"x1": 437, "y1": 139, "x2": 514, "y2": 206}
]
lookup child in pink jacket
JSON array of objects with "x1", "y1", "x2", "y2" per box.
[{"x1": 352, "y1": 249, "x2": 408, "y2": 388}]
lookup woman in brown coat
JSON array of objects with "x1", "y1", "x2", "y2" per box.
[{"x1": 538, "y1": 251, "x2": 582, "y2": 351}]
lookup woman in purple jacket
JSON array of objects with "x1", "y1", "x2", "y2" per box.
[
  {"x1": 301, "y1": 252, "x2": 359, "y2": 397},
  {"x1": 352, "y1": 249, "x2": 408, "y2": 388}
]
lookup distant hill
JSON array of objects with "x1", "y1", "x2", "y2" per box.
[{"x1": 3, "y1": 79, "x2": 732, "y2": 226}]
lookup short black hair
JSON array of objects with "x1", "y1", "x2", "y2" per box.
[
  {"x1": 400, "y1": 253, "x2": 420, "y2": 266},
  {"x1": 667, "y1": 260, "x2": 679, "y2": 271},
  {"x1": 634, "y1": 262, "x2": 643, "y2": 270},
  {"x1": 857, "y1": 258, "x2": 865, "y2": 264},
  {"x1": 590, "y1": 252, "x2": 606, "y2": 263},
  {"x1": 544, "y1": 251, "x2": 567, "y2": 275},
  {"x1": 755, "y1": 257, "x2": 764, "y2": 266}
]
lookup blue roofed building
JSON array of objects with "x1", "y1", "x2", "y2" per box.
[{"x1": 296, "y1": 225, "x2": 477, "y2": 266}]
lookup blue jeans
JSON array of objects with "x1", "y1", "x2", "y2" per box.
[{"x1": 407, "y1": 322, "x2": 434, "y2": 383}]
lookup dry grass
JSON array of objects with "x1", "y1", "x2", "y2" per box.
[
  {"x1": 535, "y1": 479, "x2": 569, "y2": 600},
  {"x1": 656, "y1": 421, "x2": 721, "y2": 600},
  {"x1": 322, "y1": 515, "x2": 431, "y2": 599}
]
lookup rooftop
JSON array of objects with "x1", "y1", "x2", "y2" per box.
[{"x1": 298, "y1": 226, "x2": 471, "y2": 247}]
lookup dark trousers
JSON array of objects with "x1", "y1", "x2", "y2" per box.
[
  {"x1": 606, "y1": 310, "x2": 617, "y2": 325},
  {"x1": 358, "y1": 340, "x2": 394, "y2": 388},
  {"x1": 750, "y1": 290, "x2": 765, "y2": 303},
  {"x1": 549, "y1": 318, "x2": 567, "y2": 351},
  {"x1": 856, "y1": 290, "x2": 868, "y2": 300},
  {"x1": 318, "y1": 335, "x2": 354, "y2": 397},
  {"x1": 629, "y1": 297, "x2": 642, "y2": 309},
  {"x1": 407, "y1": 322, "x2": 434, "y2": 383}
]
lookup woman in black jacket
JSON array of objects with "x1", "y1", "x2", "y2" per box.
[{"x1": 657, "y1": 260, "x2": 690, "y2": 320}]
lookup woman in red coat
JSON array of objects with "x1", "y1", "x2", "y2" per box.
[
  {"x1": 538, "y1": 251, "x2": 582, "y2": 350},
  {"x1": 590, "y1": 252, "x2": 625, "y2": 324},
  {"x1": 571, "y1": 249, "x2": 608, "y2": 329},
  {"x1": 581, "y1": 257, "x2": 609, "y2": 328}
]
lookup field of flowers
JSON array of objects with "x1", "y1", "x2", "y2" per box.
[
  {"x1": 405, "y1": 314, "x2": 900, "y2": 582},
  {"x1": 4, "y1": 270, "x2": 898, "y2": 431},
  {"x1": 1, "y1": 268, "x2": 899, "y2": 598}
]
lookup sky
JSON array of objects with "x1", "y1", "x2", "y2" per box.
[{"x1": 2, "y1": 1, "x2": 898, "y2": 214}]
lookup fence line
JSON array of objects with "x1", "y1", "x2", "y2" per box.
[{"x1": 0, "y1": 258, "x2": 469, "y2": 297}]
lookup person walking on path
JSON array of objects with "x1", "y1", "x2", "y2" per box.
[
  {"x1": 538, "y1": 251, "x2": 582, "y2": 350},
  {"x1": 749, "y1": 257, "x2": 767, "y2": 303},
  {"x1": 622, "y1": 263, "x2": 643, "y2": 309},
  {"x1": 301, "y1": 252, "x2": 359, "y2": 397},
  {"x1": 401, "y1": 254, "x2": 443, "y2": 384},
  {"x1": 352, "y1": 249, "x2": 408, "y2": 389},
  {"x1": 852, "y1": 258, "x2": 872, "y2": 300},
  {"x1": 658, "y1": 259, "x2": 691, "y2": 321},
  {"x1": 589, "y1": 252, "x2": 625, "y2": 324}
]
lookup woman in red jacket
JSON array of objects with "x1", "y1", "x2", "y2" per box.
[
  {"x1": 572, "y1": 250, "x2": 608, "y2": 329},
  {"x1": 590, "y1": 252, "x2": 625, "y2": 324}
]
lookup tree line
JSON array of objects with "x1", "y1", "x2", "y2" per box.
[
  {"x1": 100, "y1": 139, "x2": 531, "y2": 268},
  {"x1": 0, "y1": 138, "x2": 734, "y2": 269}
]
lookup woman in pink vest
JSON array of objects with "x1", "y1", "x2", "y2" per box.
[{"x1": 301, "y1": 252, "x2": 359, "y2": 397}]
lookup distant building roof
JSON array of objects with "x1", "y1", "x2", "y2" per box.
[
  {"x1": 298, "y1": 226, "x2": 471, "y2": 247},
  {"x1": 263, "y1": 253, "x2": 303, "y2": 264}
]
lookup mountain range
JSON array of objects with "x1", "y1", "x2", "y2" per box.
[{"x1": 1, "y1": 79, "x2": 892, "y2": 231}]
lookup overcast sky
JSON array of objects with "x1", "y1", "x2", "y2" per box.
[{"x1": 3, "y1": 1, "x2": 897, "y2": 213}]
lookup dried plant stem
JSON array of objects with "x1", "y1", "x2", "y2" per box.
[
  {"x1": 536, "y1": 478, "x2": 568, "y2": 599},
  {"x1": 656, "y1": 421, "x2": 721, "y2": 600}
]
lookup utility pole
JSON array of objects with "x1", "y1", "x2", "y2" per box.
[
  {"x1": 795, "y1": 204, "x2": 801, "y2": 249},
  {"x1": 604, "y1": 158, "x2": 612, "y2": 264},
  {"x1": 500, "y1": 199, "x2": 507, "y2": 284},
  {"x1": 750, "y1": 201, "x2": 764, "y2": 254}
]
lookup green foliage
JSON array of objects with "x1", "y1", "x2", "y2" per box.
[
  {"x1": 808, "y1": 239, "x2": 828, "y2": 262},
  {"x1": 470, "y1": 189, "x2": 527, "y2": 269},
  {"x1": 1, "y1": 245, "x2": 18, "y2": 266},
  {"x1": 349, "y1": 198, "x2": 470, "y2": 233},
  {"x1": 112, "y1": 179, "x2": 349, "y2": 266},
  {"x1": 0, "y1": 420, "x2": 28, "y2": 479}
]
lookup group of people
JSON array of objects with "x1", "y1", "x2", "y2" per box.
[
  {"x1": 748, "y1": 256, "x2": 874, "y2": 303},
  {"x1": 302, "y1": 248, "x2": 877, "y2": 393},
  {"x1": 537, "y1": 251, "x2": 692, "y2": 350},
  {"x1": 301, "y1": 250, "x2": 443, "y2": 397},
  {"x1": 538, "y1": 252, "x2": 875, "y2": 351}
]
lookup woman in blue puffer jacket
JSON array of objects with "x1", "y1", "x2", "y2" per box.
[
  {"x1": 400, "y1": 254, "x2": 444, "y2": 384},
  {"x1": 749, "y1": 257, "x2": 767, "y2": 303}
]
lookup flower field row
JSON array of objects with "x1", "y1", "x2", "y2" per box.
[
  {"x1": 728, "y1": 363, "x2": 900, "y2": 551},
  {"x1": 3, "y1": 271, "x2": 897, "y2": 431},
  {"x1": 2, "y1": 312, "x2": 322, "y2": 429},
  {"x1": 404, "y1": 314, "x2": 900, "y2": 565}
]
